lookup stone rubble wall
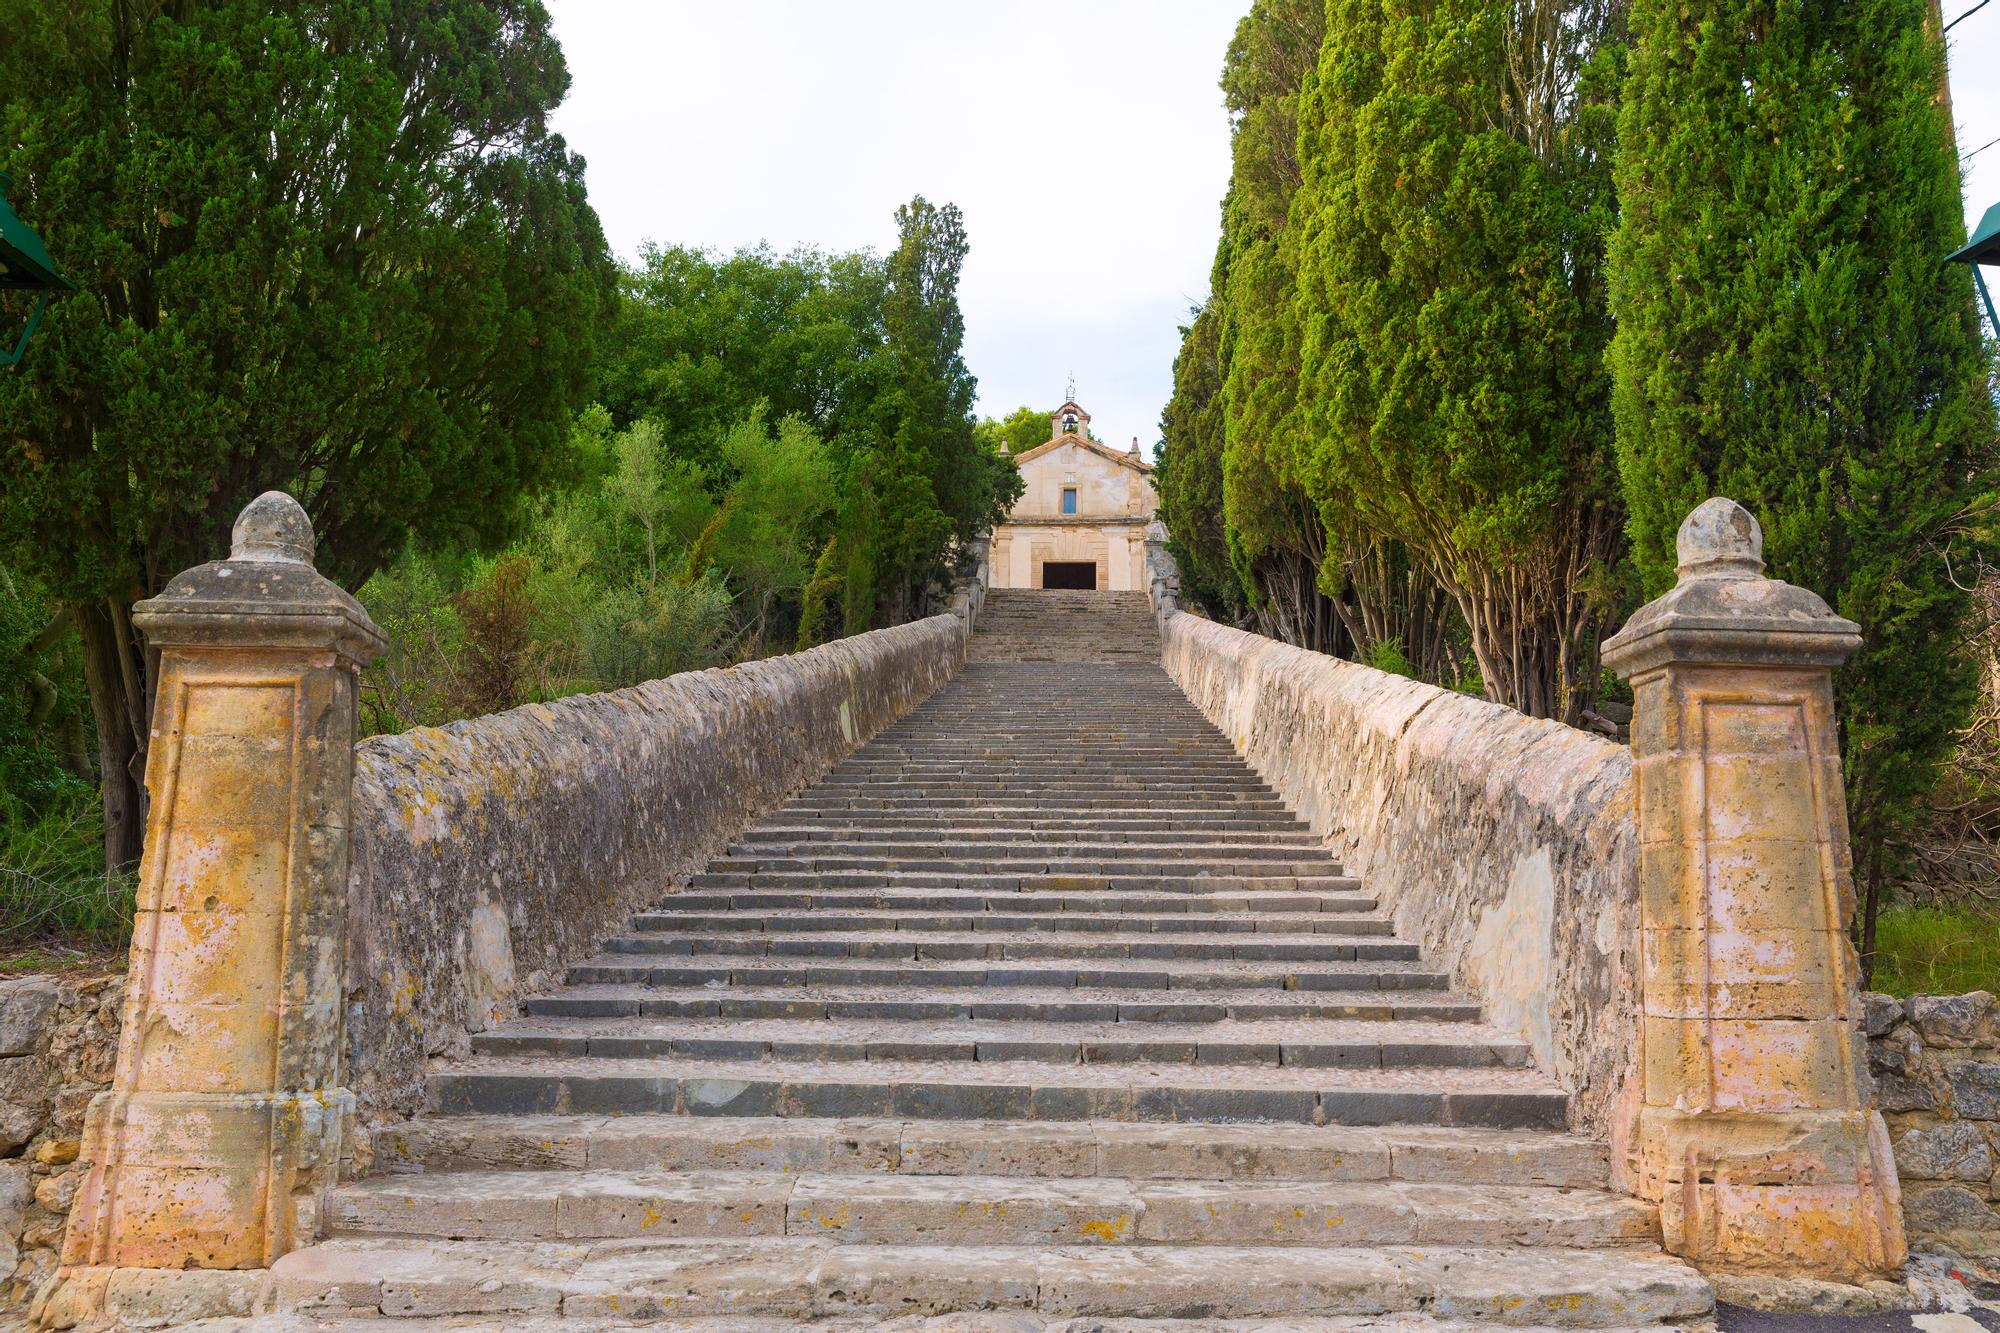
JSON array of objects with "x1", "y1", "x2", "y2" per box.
[
  {"x1": 341, "y1": 614, "x2": 966, "y2": 1154},
  {"x1": 1159, "y1": 612, "x2": 1640, "y2": 1136},
  {"x1": 1865, "y1": 989, "x2": 2000, "y2": 1266},
  {"x1": 0, "y1": 973, "x2": 123, "y2": 1305}
]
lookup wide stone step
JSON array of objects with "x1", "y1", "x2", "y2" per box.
[
  {"x1": 685, "y1": 872, "x2": 1360, "y2": 895},
  {"x1": 718, "y1": 842, "x2": 1337, "y2": 866},
  {"x1": 742, "y1": 825, "x2": 1320, "y2": 844},
  {"x1": 565, "y1": 953, "x2": 1449, "y2": 993},
  {"x1": 631, "y1": 908, "x2": 1397, "y2": 935},
  {"x1": 427, "y1": 1054, "x2": 1568, "y2": 1127},
  {"x1": 648, "y1": 889, "x2": 1382, "y2": 916},
  {"x1": 703, "y1": 855, "x2": 1347, "y2": 876},
  {"x1": 326, "y1": 1170, "x2": 1657, "y2": 1249},
  {"x1": 600, "y1": 929, "x2": 1418, "y2": 964},
  {"x1": 469, "y1": 1015, "x2": 1528, "y2": 1069},
  {"x1": 522, "y1": 984, "x2": 1485, "y2": 1024},
  {"x1": 371, "y1": 1116, "x2": 1611, "y2": 1188}
]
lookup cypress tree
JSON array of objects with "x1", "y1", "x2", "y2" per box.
[
  {"x1": 1292, "y1": 0, "x2": 1626, "y2": 722},
  {"x1": 1607, "y1": 0, "x2": 1995, "y2": 966}
]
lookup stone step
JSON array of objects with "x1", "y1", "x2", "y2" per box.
[
  {"x1": 371, "y1": 1116, "x2": 1611, "y2": 1188},
  {"x1": 781, "y1": 800, "x2": 1295, "y2": 815},
  {"x1": 741, "y1": 825, "x2": 1321, "y2": 845},
  {"x1": 427, "y1": 1055, "x2": 1569, "y2": 1128},
  {"x1": 648, "y1": 889, "x2": 1382, "y2": 916},
  {"x1": 599, "y1": 930, "x2": 1419, "y2": 964},
  {"x1": 631, "y1": 909, "x2": 1397, "y2": 935},
  {"x1": 564, "y1": 954, "x2": 1450, "y2": 992},
  {"x1": 717, "y1": 842, "x2": 1338, "y2": 866},
  {"x1": 468, "y1": 1016, "x2": 1529, "y2": 1069},
  {"x1": 521, "y1": 984, "x2": 1486, "y2": 1024},
  {"x1": 326, "y1": 1169, "x2": 1657, "y2": 1249},
  {"x1": 684, "y1": 872, "x2": 1361, "y2": 894},
  {"x1": 700, "y1": 858, "x2": 1347, "y2": 879}
]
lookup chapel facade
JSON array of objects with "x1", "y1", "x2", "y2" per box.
[{"x1": 989, "y1": 399, "x2": 1158, "y2": 591}]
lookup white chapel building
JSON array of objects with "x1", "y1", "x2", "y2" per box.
[{"x1": 989, "y1": 399, "x2": 1159, "y2": 591}]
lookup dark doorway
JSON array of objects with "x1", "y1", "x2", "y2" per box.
[{"x1": 1042, "y1": 562, "x2": 1097, "y2": 590}]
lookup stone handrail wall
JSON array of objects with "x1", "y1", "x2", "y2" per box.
[
  {"x1": 341, "y1": 613, "x2": 967, "y2": 1137},
  {"x1": 1158, "y1": 611, "x2": 1640, "y2": 1135}
]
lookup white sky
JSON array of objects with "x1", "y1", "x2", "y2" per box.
[{"x1": 547, "y1": 2, "x2": 2000, "y2": 456}]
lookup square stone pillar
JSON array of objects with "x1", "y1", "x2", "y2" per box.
[
  {"x1": 60, "y1": 492, "x2": 385, "y2": 1273},
  {"x1": 1602, "y1": 498, "x2": 1904, "y2": 1281}
]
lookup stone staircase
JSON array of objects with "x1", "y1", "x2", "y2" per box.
[{"x1": 273, "y1": 589, "x2": 1711, "y2": 1327}]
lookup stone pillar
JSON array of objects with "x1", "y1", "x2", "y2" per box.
[
  {"x1": 1602, "y1": 498, "x2": 1905, "y2": 1281},
  {"x1": 60, "y1": 492, "x2": 384, "y2": 1272}
]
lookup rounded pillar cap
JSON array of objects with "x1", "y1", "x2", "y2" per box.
[
  {"x1": 232, "y1": 491, "x2": 317, "y2": 566},
  {"x1": 1677, "y1": 498, "x2": 1765, "y2": 581}
]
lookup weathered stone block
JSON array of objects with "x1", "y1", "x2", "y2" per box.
[
  {"x1": 1894, "y1": 1121, "x2": 1995, "y2": 1182},
  {"x1": 1902, "y1": 1182, "x2": 2000, "y2": 1235},
  {"x1": 0, "y1": 979, "x2": 58, "y2": 1056},
  {"x1": 1911, "y1": 993, "x2": 1998, "y2": 1049},
  {"x1": 1950, "y1": 1062, "x2": 2000, "y2": 1120},
  {"x1": 1862, "y1": 991, "x2": 1906, "y2": 1038}
]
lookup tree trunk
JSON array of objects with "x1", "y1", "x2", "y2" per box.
[{"x1": 77, "y1": 597, "x2": 149, "y2": 875}]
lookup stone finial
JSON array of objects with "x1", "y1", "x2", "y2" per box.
[
  {"x1": 230, "y1": 490, "x2": 316, "y2": 565},
  {"x1": 1601, "y1": 496, "x2": 1857, "y2": 676},
  {"x1": 1675, "y1": 497, "x2": 1764, "y2": 581}
]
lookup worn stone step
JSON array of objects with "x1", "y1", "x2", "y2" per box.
[
  {"x1": 742, "y1": 825, "x2": 1319, "y2": 845},
  {"x1": 598, "y1": 929, "x2": 1420, "y2": 964},
  {"x1": 427, "y1": 1055, "x2": 1569, "y2": 1128},
  {"x1": 685, "y1": 872, "x2": 1361, "y2": 894},
  {"x1": 632, "y1": 909, "x2": 1397, "y2": 935},
  {"x1": 327, "y1": 1169, "x2": 1656, "y2": 1249},
  {"x1": 521, "y1": 984, "x2": 1485, "y2": 1024},
  {"x1": 649, "y1": 889, "x2": 1382, "y2": 916},
  {"x1": 768, "y1": 804, "x2": 1312, "y2": 824},
  {"x1": 267, "y1": 1237, "x2": 1708, "y2": 1325},
  {"x1": 468, "y1": 1015, "x2": 1528, "y2": 1069},
  {"x1": 371, "y1": 1116, "x2": 1611, "y2": 1188},
  {"x1": 717, "y1": 842, "x2": 1338, "y2": 867},
  {"x1": 565, "y1": 953, "x2": 1450, "y2": 993}
]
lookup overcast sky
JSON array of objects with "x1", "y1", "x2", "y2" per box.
[{"x1": 547, "y1": 2, "x2": 2000, "y2": 457}]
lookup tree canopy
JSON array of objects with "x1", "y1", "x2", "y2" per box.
[{"x1": 0, "y1": 0, "x2": 613, "y2": 868}]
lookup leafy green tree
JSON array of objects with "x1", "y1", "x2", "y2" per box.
[
  {"x1": 1292, "y1": 0, "x2": 1625, "y2": 721},
  {"x1": 1607, "y1": 0, "x2": 1996, "y2": 969},
  {"x1": 975, "y1": 406, "x2": 1057, "y2": 456},
  {"x1": 714, "y1": 410, "x2": 836, "y2": 646},
  {"x1": 600, "y1": 244, "x2": 888, "y2": 471},
  {"x1": 0, "y1": 0, "x2": 612, "y2": 870},
  {"x1": 840, "y1": 198, "x2": 1019, "y2": 631}
]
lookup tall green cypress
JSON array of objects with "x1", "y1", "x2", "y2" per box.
[
  {"x1": 1292, "y1": 0, "x2": 1626, "y2": 721},
  {"x1": 1607, "y1": 0, "x2": 1995, "y2": 964}
]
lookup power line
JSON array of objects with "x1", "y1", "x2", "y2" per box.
[
  {"x1": 1966, "y1": 133, "x2": 2000, "y2": 162},
  {"x1": 1946, "y1": 0, "x2": 1992, "y2": 31}
]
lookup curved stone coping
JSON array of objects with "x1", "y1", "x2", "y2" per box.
[
  {"x1": 1158, "y1": 613, "x2": 1638, "y2": 1136},
  {"x1": 341, "y1": 615, "x2": 966, "y2": 1132}
]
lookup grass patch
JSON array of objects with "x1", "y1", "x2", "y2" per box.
[{"x1": 1869, "y1": 903, "x2": 2000, "y2": 997}]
